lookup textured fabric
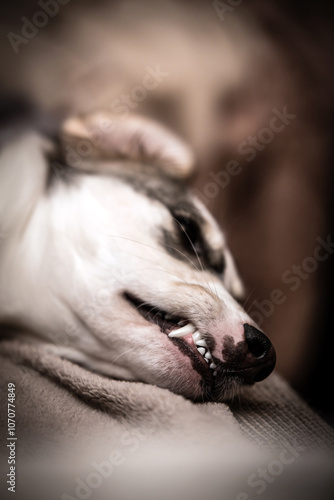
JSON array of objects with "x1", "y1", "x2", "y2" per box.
[
  {"x1": 231, "y1": 375, "x2": 334, "y2": 452},
  {"x1": 0, "y1": 339, "x2": 333, "y2": 500}
]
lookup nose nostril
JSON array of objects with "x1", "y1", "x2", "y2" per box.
[
  {"x1": 244, "y1": 323, "x2": 272, "y2": 360},
  {"x1": 247, "y1": 338, "x2": 266, "y2": 358}
]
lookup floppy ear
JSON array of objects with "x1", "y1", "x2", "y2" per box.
[{"x1": 60, "y1": 112, "x2": 195, "y2": 179}]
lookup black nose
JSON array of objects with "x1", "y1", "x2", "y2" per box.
[
  {"x1": 242, "y1": 323, "x2": 276, "y2": 383},
  {"x1": 244, "y1": 324, "x2": 272, "y2": 360}
]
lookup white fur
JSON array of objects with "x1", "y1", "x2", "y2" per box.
[{"x1": 0, "y1": 132, "x2": 254, "y2": 401}]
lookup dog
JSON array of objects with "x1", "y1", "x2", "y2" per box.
[{"x1": 0, "y1": 111, "x2": 276, "y2": 402}]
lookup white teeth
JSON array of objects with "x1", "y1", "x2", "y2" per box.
[
  {"x1": 169, "y1": 324, "x2": 218, "y2": 376},
  {"x1": 195, "y1": 339, "x2": 217, "y2": 375},
  {"x1": 195, "y1": 339, "x2": 207, "y2": 348},
  {"x1": 168, "y1": 323, "x2": 196, "y2": 338},
  {"x1": 192, "y1": 331, "x2": 202, "y2": 343}
]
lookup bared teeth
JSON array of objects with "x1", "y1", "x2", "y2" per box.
[
  {"x1": 192, "y1": 331, "x2": 217, "y2": 373},
  {"x1": 192, "y1": 331, "x2": 202, "y2": 343},
  {"x1": 168, "y1": 323, "x2": 196, "y2": 338},
  {"x1": 195, "y1": 339, "x2": 207, "y2": 348},
  {"x1": 169, "y1": 323, "x2": 218, "y2": 375}
]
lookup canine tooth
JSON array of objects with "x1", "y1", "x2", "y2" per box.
[
  {"x1": 195, "y1": 339, "x2": 207, "y2": 348},
  {"x1": 210, "y1": 362, "x2": 217, "y2": 370},
  {"x1": 213, "y1": 370, "x2": 217, "y2": 376},
  {"x1": 197, "y1": 347, "x2": 206, "y2": 356},
  {"x1": 192, "y1": 331, "x2": 202, "y2": 343},
  {"x1": 204, "y1": 351, "x2": 212, "y2": 360},
  {"x1": 165, "y1": 314, "x2": 174, "y2": 320},
  {"x1": 168, "y1": 323, "x2": 196, "y2": 338}
]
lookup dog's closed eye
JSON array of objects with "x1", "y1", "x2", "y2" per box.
[
  {"x1": 173, "y1": 214, "x2": 204, "y2": 259},
  {"x1": 172, "y1": 213, "x2": 225, "y2": 275}
]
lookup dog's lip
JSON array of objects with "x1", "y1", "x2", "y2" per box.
[
  {"x1": 123, "y1": 292, "x2": 185, "y2": 333},
  {"x1": 169, "y1": 331, "x2": 213, "y2": 370},
  {"x1": 217, "y1": 355, "x2": 276, "y2": 386},
  {"x1": 228, "y1": 356, "x2": 276, "y2": 382},
  {"x1": 123, "y1": 292, "x2": 214, "y2": 376}
]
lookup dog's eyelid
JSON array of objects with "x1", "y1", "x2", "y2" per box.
[
  {"x1": 171, "y1": 212, "x2": 204, "y2": 255},
  {"x1": 175, "y1": 215, "x2": 199, "y2": 235},
  {"x1": 171, "y1": 212, "x2": 226, "y2": 276}
]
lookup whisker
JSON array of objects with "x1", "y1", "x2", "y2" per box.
[
  {"x1": 108, "y1": 233, "x2": 221, "y2": 302},
  {"x1": 242, "y1": 286, "x2": 259, "y2": 311},
  {"x1": 111, "y1": 345, "x2": 138, "y2": 363},
  {"x1": 122, "y1": 267, "x2": 195, "y2": 287},
  {"x1": 164, "y1": 243, "x2": 201, "y2": 272},
  {"x1": 108, "y1": 234, "x2": 201, "y2": 274},
  {"x1": 245, "y1": 297, "x2": 261, "y2": 315},
  {"x1": 107, "y1": 234, "x2": 170, "y2": 256},
  {"x1": 119, "y1": 250, "x2": 214, "y2": 294},
  {"x1": 172, "y1": 216, "x2": 203, "y2": 272},
  {"x1": 108, "y1": 233, "x2": 221, "y2": 304},
  {"x1": 172, "y1": 216, "x2": 220, "y2": 302}
]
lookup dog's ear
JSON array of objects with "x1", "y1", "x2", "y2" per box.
[{"x1": 60, "y1": 112, "x2": 195, "y2": 179}]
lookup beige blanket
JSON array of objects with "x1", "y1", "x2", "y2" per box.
[{"x1": 0, "y1": 340, "x2": 333, "y2": 500}]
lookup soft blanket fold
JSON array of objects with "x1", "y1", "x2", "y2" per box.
[{"x1": 0, "y1": 340, "x2": 333, "y2": 500}]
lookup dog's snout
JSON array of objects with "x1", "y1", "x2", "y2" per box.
[{"x1": 240, "y1": 323, "x2": 276, "y2": 384}]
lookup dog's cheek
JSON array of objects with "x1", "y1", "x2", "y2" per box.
[{"x1": 131, "y1": 343, "x2": 203, "y2": 398}]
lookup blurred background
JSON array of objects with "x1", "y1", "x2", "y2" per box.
[{"x1": 0, "y1": 0, "x2": 333, "y2": 422}]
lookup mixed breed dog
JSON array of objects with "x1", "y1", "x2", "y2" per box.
[{"x1": 0, "y1": 111, "x2": 276, "y2": 402}]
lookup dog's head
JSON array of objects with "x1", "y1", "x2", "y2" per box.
[{"x1": 0, "y1": 112, "x2": 275, "y2": 401}]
